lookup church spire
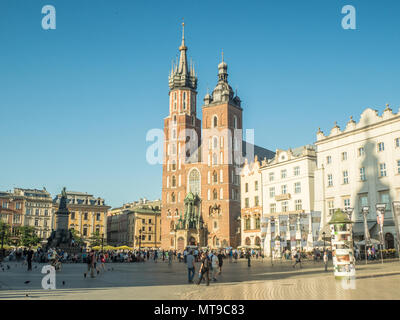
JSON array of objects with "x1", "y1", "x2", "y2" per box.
[
  {"x1": 178, "y1": 21, "x2": 188, "y2": 75},
  {"x1": 168, "y1": 21, "x2": 197, "y2": 90}
]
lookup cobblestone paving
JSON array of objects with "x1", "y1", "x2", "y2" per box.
[{"x1": 0, "y1": 258, "x2": 399, "y2": 299}]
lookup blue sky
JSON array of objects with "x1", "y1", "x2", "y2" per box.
[{"x1": 1, "y1": 0, "x2": 400, "y2": 208}]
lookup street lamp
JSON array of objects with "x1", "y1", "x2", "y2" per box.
[
  {"x1": 139, "y1": 229, "x2": 142, "y2": 251},
  {"x1": 344, "y1": 207, "x2": 355, "y2": 252},
  {"x1": 101, "y1": 233, "x2": 104, "y2": 254},
  {"x1": 375, "y1": 203, "x2": 386, "y2": 264},
  {"x1": 322, "y1": 231, "x2": 326, "y2": 253},
  {"x1": 361, "y1": 206, "x2": 370, "y2": 264}
]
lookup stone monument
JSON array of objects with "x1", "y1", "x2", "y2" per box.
[{"x1": 46, "y1": 187, "x2": 74, "y2": 251}]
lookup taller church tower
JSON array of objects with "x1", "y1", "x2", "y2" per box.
[{"x1": 161, "y1": 23, "x2": 202, "y2": 249}]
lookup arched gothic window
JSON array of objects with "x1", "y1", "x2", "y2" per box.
[
  {"x1": 213, "y1": 189, "x2": 218, "y2": 200},
  {"x1": 213, "y1": 116, "x2": 218, "y2": 128},
  {"x1": 172, "y1": 175, "x2": 176, "y2": 187},
  {"x1": 213, "y1": 171, "x2": 218, "y2": 183},
  {"x1": 188, "y1": 168, "x2": 201, "y2": 195},
  {"x1": 171, "y1": 193, "x2": 176, "y2": 203}
]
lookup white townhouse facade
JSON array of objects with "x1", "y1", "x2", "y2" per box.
[
  {"x1": 240, "y1": 156, "x2": 263, "y2": 249},
  {"x1": 314, "y1": 105, "x2": 400, "y2": 249},
  {"x1": 260, "y1": 145, "x2": 320, "y2": 256}
]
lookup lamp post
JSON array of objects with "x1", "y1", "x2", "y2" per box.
[
  {"x1": 139, "y1": 229, "x2": 142, "y2": 251},
  {"x1": 375, "y1": 203, "x2": 386, "y2": 264},
  {"x1": 344, "y1": 207, "x2": 354, "y2": 252},
  {"x1": 101, "y1": 233, "x2": 104, "y2": 254},
  {"x1": 322, "y1": 231, "x2": 326, "y2": 253},
  {"x1": 361, "y1": 206, "x2": 370, "y2": 264}
]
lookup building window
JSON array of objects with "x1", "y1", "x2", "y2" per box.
[
  {"x1": 172, "y1": 175, "x2": 176, "y2": 187},
  {"x1": 233, "y1": 115, "x2": 238, "y2": 129},
  {"x1": 360, "y1": 167, "x2": 366, "y2": 181},
  {"x1": 44, "y1": 209, "x2": 48, "y2": 216},
  {"x1": 326, "y1": 156, "x2": 332, "y2": 164},
  {"x1": 212, "y1": 171, "x2": 217, "y2": 183},
  {"x1": 213, "y1": 137, "x2": 218, "y2": 149},
  {"x1": 281, "y1": 185, "x2": 287, "y2": 194},
  {"x1": 71, "y1": 212, "x2": 75, "y2": 220},
  {"x1": 343, "y1": 171, "x2": 349, "y2": 184},
  {"x1": 83, "y1": 228, "x2": 88, "y2": 236},
  {"x1": 378, "y1": 142, "x2": 385, "y2": 152},
  {"x1": 213, "y1": 116, "x2": 218, "y2": 128},
  {"x1": 344, "y1": 198, "x2": 350, "y2": 209},
  {"x1": 269, "y1": 187, "x2": 275, "y2": 198},
  {"x1": 380, "y1": 191, "x2": 390, "y2": 209},
  {"x1": 148, "y1": 235, "x2": 152, "y2": 241},
  {"x1": 96, "y1": 213, "x2": 101, "y2": 221},
  {"x1": 359, "y1": 194, "x2": 368, "y2": 209},
  {"x1": 13, "y1": 215, "x2": 21, "y2": 224},
  {"x1": 328, "y1": 200, "x2": 334, "y2": 216},
  {"x1": 245, "y1": 183, "x2": 248, "y2": 193},
  {"x1": 342, "y1": 152, "x2": 347, "y2": 161},
  {"x1": 171, "y1": 193, "x2": 176, "y2": 203},
  {"x1": 2, "y1": 202, "x2": 8, "y2": 209},
  {"x1": 396, "y1": 138, "x2": 400, "y2": 148},
  {"x1": 213, "y1": 189, "x2": 218, "y2": 200},
  {"x1": 26, "y1": 208, "x2": 31, "y2": 215},
  {"x1": 379, "y1": 163, "x2": 387, "y2": 177},
  {"x1": 35, "y1": 209, "x2": 40, "y2": 216},
  {"x1": 34, "y1": 219, "x2": 39, "y2": 227},
  {"x1": 269, "y1": 172, "x2": 274, "y2": 181},
  {"x1": 294, "y1": 166, "x2": 300, "y2": 176},
  {"x1": 397, "y1": 160, "x2": 400, "y2": 174},
  {"x1": 270, "y1": 203, "x2": 276, "y2": 214},
  {"x1": 358, "y1": 147, "x2": 365, "y2": 157},
  {"x1": 15, "y1": 202, "x2": 21, "y2": 210},
  {"x1": 282, "y1": 201, "x2": 288, "y2": 212},
  {"x1": 295, "y1": 199, "x2": 302, "y2": 211},
  {"x1": 255, "y1": 180, "x2": 259, "y2": 191},
  {"x1": 255, "y1": 217, "x2": 260, "y2": 229},
  {"x1": 294, "y1": 182, "x2": 301, "y2": 194},
  {"x1": 213, "y1": 153, "x2": 218, "y2": 166},
  {"x1": 245, "y1": 218, "x2": 250, "y2": 230},
  {"x1": 245, "y1": 198, "x2": 249, "y2": 208},
  {"x1": 84, "y1": 212, "x2": 88, "y2": 220},
  {"x1": 254, "y1": 196, "x2": 259, "y2": 207},
  {"x1": 327, "y1": 174, "x2": 333, "y2": 187},
  {"x1": 281, "y1": 170, "x2": 287, "y2": 179}
]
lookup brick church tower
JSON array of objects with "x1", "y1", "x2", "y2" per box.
[{"x1": 161, "y1": 24, "x2": 244, "y2": 250}]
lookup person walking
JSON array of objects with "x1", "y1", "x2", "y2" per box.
[
  {"x1": 217, "y1": 251, "x2": 224, "y2": 275},
  {"x1": 186, "y1": 251, "x2": 195, "y2": 283},
  {"x1": 323, "y1": 251, "x2": 328, "y2": 271},
  {"x1": 26, "y1": 247, "x2": 34, "y2": 271},
  {"x1": 197, "y1": 252, "x2": 210, "y2": 286},
  {"x1": 168, "y1": 250, "x2": 173, "y2": 266},
  {"x1": 292, "y1": 249, "x2": 302, "y2": 269},
  {"x1": 246, "y1": 250, "x2": 251, "y2": 267},
  {"x1": 211, "y1": 252, "x2": 219, "y2": 282}
]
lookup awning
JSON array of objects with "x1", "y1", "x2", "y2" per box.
[{"x1": 352, "y1": 222, "x2": 376, "y2": 236}]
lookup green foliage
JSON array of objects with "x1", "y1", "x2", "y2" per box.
[
  {"x1": 70, "y1": 229, "x2": 85, "y2": 246},
  {"x1": 16, "y1": 226, "x2": 41, "y2": 247},
  {"x1": 0, "y1": 222, "x2": 12, "y2": 246},
  {"x1": 88, "y1": 231, "x2": 104, "y2": 247}
]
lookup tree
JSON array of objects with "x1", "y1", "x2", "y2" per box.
[
  {"x1": 16, "y1": 226, "x2": 41, "y2": 247},
  {"x1": 70, "y1": 229, "x2": 85, "y2": 246},
  {"x1": 0, "y1": 222, "x2": 11, "y2": 247},
  {"x1": 89, "y1": 231, "x2": 103, "y2": 247}
]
